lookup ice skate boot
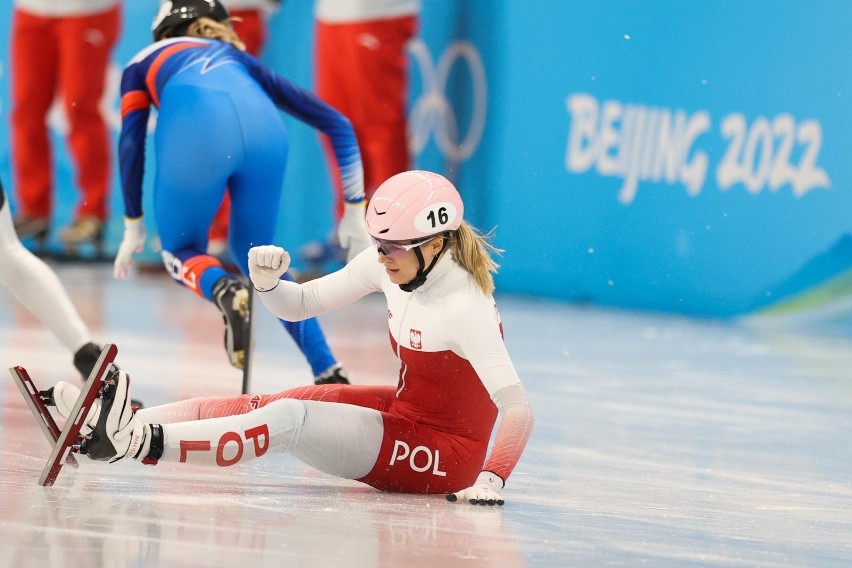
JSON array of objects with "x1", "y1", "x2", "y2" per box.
[
  {"x1": 314, "y1": 364, "x2": 351, "y2": 385},
  {"x1": 72, "y1": 342, "x2": 144, "y2": 408},
  {"x1": 58, "y1": 215, "x2": 105, "y2": 258},
  {"x1": 42, "y1": 381, "x2": 102, "y2": 436},
  {"x1": 79, "y1": 366, "x2": 160, "y2": 463},
  {"x1": 30, "y1": 344, "x2": 118, "y2": 485},
  {"x1": 73, "y1": 342, "x2": 103, "y2": 380},
  {"x1": 13, "y1": 215, "x2": 50, "y2": 252},
  {"x1": 212, "y1": 277, "x2": 250, "y2": 370}
]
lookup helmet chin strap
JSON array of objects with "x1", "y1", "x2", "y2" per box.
[{"x1": 399, "y1": 238, "x2": 446, "y2": 293}]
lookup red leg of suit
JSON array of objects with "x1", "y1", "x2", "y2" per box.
[
  {"x1": 10, "y1": 9, "x2": 61, "y2": 218},
  {"x1": 57, "y1": 6, "x2": 121, "y2": 220},
  {"x1": 208, "y1": 10, "x2": 267, "y2": 245},
  {"x1": 315, "y1": 16, "x2": 417, "y2": 220},
  {"x1": 207, "y1": 192, "x2": 231, "y2": 245},
  {"x1": 11, "y1": 7, "x2": 120, "y2": 221}
]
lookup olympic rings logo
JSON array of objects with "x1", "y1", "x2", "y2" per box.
[{"x1": 407, "y1": 39, "x2": 488, "y2": 163}]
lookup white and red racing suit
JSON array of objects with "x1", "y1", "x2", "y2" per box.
[{"x1": 137, "y1": 249, "x2": 534, "y2": 494}]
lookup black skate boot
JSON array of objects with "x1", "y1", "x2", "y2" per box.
[
  {"x1": 212, "y1": 277, "x2": 250, "y2": 370},
  {"x1": 72, "y1": 342, "x2": 144, "y2": 409},
  {"x1": 73, "y1": 342, "x2": 102, "y2": 380},
  {"x1": 80, "y1": 365, "x2": 149, "y2": 463},
  {"x1": 13, "y1": 215, "x2": 50, "y2": 253},
  {"x1": 314, "y1": 364, "x2": 351, "y2": 385}
]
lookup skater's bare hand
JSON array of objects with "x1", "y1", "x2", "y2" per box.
[
  {"x1": 248, "y1": 245, "x2": 290, "y2": 292},
  {"x1": 113, "y1": 217, "x2": 146, "y2": 279}
]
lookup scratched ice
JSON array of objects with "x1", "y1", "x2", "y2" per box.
[{"x1": 0, "y1": 265, "x2": 850, "y2": 567}]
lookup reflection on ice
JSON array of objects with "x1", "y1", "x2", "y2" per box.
[{"x1": 0, "y1": 267, "x2": 851, "y2": 566}]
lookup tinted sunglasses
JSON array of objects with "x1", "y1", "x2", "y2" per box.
[{"x1": 372, "y1": 236, "x2": 437, "y2": 260}]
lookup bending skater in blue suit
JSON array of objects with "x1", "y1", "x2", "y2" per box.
[{"x1": 115, "y1": 0, "x2": 371, "y2": 384}]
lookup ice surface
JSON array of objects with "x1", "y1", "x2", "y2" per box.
[{"x1": 0, "y1": 265, "x2": 850, "y2": 567}]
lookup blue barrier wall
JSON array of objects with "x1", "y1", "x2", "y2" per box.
[
  {"x1": 0, "y1": 1, "x2": 849, "y2": 318},
  {"x1": 485, "y1": 1, "x2": 851, "y2": 317}
]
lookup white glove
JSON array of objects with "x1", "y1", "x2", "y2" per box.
[
  {"x1": 248, "y1": 245, "x2": 290, "y2": 292},
  {"x1": 113, "y1": 217, "x2": 147, "y2": 279},
  {"x1": 338, "y1": 201, "x2": 371, "y2": 263},
  {"x1": 447, "y1": 471, "x2": 505, "y2": 506}
]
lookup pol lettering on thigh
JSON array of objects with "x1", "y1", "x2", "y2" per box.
[
  {"x1": 160, "y1": 399, "x2": 306, "y2": 466},
  {"x1": 389, "y1": 440, "x2": 447, "y2": 477}
]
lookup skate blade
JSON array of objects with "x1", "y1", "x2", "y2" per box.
[
  {"x1": 9, "y1": 367, "x2": 79, "y2": 469},
  {"x1": 232, "y1": 350, "x2": 245, "y2": 370},
  {"x1": 39, "y1": 344, "x2": 118, "y2": 486},
  {"x1": 233, "y1": 288, "x2": 249, "y2": 319}
]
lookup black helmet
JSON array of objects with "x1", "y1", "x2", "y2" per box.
[{"x1": 152, "y1": 0, "x2": 230, "y2": 41}]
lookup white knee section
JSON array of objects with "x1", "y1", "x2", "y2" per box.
[
  {"x1": 159, "y1": 398, "x2": 307, "y2": 467},
  {"x1": 289, "y1": 400, "x2": 384, "y2": 480}
]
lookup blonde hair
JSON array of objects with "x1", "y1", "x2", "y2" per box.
[
  {"x1": 185, "y1": 17, "x2": 246, "y2": 51},
  {"x1": 448, "y1": 221, "x2": 502, "y2": 296}
]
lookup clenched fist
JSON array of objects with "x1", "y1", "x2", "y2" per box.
[{"x1": 248, "y1": 245, "x2": 290, "y2": 292}]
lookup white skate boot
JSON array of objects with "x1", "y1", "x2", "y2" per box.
[
  {"x1": 45, "y1": 381, "x2": 101, "y2": 436},
  {"x1": 78, "y1": 366, "x2": 154, "y2": 463}
]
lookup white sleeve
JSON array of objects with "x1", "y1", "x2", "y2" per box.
[
  {"x1": 447, "y1": 301, "x2": 522, "y2": 396},
  {"x1": 446, "y1": 302, "x2": 533, "y2": 483},
  {"x1": 256, "y1": 247, "x2": 382, "y2": 321}
]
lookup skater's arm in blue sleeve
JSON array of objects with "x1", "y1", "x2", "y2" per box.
[
  {"x1": 242, "y1": 55, "x2": 365, "y2": 204},
  {"x1": 118, "y1": 64, "x2": 152, "y2": 219}
]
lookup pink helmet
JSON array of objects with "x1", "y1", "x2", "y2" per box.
[{"x1": 366, "y1": 170, "x2": 464, "y2": 241}]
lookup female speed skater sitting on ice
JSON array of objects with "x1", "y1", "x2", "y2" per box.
[{"x1": 52, "y1": 170, "x2": 535, "y2": 505}]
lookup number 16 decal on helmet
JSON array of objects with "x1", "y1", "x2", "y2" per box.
[
  {"x1": 366, "y1": 171, "x2": 464, "y2": 242},
  {"x1": 416, "y1": 203, "x2": 459, "y2": 233}
]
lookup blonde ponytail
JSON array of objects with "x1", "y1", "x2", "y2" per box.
[
  {"x1": 186, "y1": 17, "x2": 246, "y2": 51},
  {"x1": 449, "y1": 221, "x2": 502, "y2": 296}
]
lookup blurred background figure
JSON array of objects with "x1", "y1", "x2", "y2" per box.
[
  {"x1": 224, "y1": 0, "x2": 280, "y2": 54},
  {"x1": 301, "y1": 0, "x2": 420, "y2": 274},
  {"x1": 0, "y1": 176, "x2": 110, "y2": 381},
  {"x1": 9, "y1": 0, "x2": 122, "y2": 256},
  {"x1": 207, "y1": 0, "x2": 282, "y2": 258}
]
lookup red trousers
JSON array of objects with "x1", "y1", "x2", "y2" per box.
[
  {"x1": 10, "y1": 6, "x2": 121, "y2": 220},
  {"x1": 230, "y1": 9, "x2": 267, "y2": 57},
  {"x1": 208, "y1": 10, "x2": 267, "y2": 243},
  {"x1": 315, "y1": 15, "x2": 418, "y2": 219}
]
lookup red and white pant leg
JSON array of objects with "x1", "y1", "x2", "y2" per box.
[
  {"x1": 10, "y1": 6, "x2": 120, "y2": 221},
  {"x1": 315, "y1": 15, "x2": 418, "y2": 219}
]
